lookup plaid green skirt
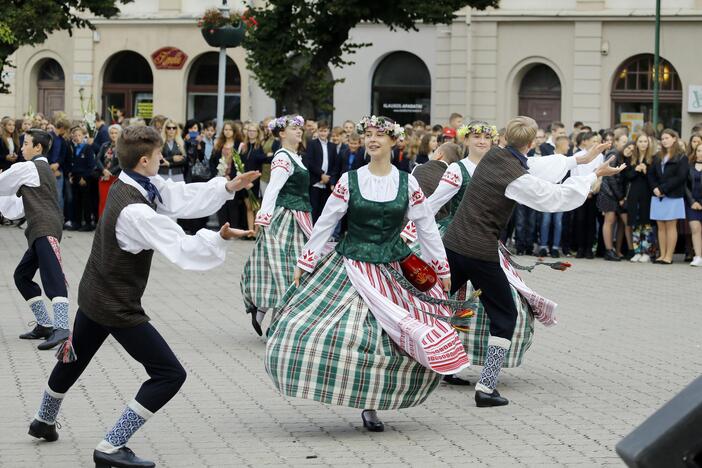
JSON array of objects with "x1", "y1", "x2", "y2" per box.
[
  {"x1": 265, "y1": 252, "x2": 442, "y2": 410},
  {"x1": 241, "y1": 207, "x2": 308, "y2": 313},
  {"x1": 410, "y1": 221, "x2": 534, "y2": 368}
]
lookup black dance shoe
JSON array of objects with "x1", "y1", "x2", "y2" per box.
[
  {"x1": 475, "y1": 389, "x2": 509, "y2": 407},
  {"x1": 20, "y1": 324, "x2": 54, "y2": 340},
  {"x1": 94, "y1": 447, "x2": 155, "y2": 468},
  {"x1": 442, "y1": 374, "x2": 471, "y2": 386},
  {"x1": 28, "y1": 419, "x2": 58, "y2": 442},
  {"x1": 246, "y1": 306, "x2": 263, "y2": 336},
  {"x1": 604, "y1": 250, "x2": 621, "y2": 262},
  {"x1": 37, "y1": 328, "x2": 69, "y2": 350},
  {"x1": 361, "y1": 410, "x2": 384, "y2": 432}
]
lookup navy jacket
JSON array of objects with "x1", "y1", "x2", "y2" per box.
[
  {"x1": 303, "y1": 138, "x2": 339, "y2": 186},
  {"x1": 69, "y1": 143, "x2": 96, "y2": 179},
  {"x1": 648, "y1": 154, "x2": 689, "y2": 199}
]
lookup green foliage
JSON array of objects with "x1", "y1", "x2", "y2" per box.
[
  {"x1": 0, "y1": 0, "x2": 132, "y2": 94},
  {"x1": 243, "y1": 0, "x2": 499, "y2": 118}
]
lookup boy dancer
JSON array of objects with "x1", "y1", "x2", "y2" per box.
[
  {"x1": 0, "y1": 129, "x2": 73, "y2": 353},
  {"x1": 27, "y1": 126, "x2": 258, "y2": 468},
  {"x1": 443, "y1": 116, "x2": 622, "y2": 407}
]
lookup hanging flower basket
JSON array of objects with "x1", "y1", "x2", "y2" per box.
[{"x1": 201, "y1": 23, "x2": 245, "y2": 48}]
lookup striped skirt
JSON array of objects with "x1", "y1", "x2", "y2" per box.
[
  {"x1": 265, "y1": 252, "x2": 448, "y2": 410},
  {"x1": 240, "y1": 207, "x2": 309, "y2": 314}
]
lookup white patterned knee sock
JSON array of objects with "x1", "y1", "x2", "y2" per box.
[
  {"x1": 51, "y1": 297, "x2": 70, "y2": 330},
  {"x1": 28, "y1": 297, "x2": 53, "y2": 327},
  {"x1": 97, "y1": 400, "x2": 153, "y2": 453},
  {"x1": 476, "y1": 336, "x2": 510, "y2": 394},
  {"x1": 35, "y1": 387, "x2": 65, "y2": 424}
]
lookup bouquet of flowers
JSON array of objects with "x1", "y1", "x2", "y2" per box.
[
  {"x1": 231, "y1": 148, "x2": 261, "y2": 211},
  {"x1": 78, "y1": 87, "x2": 96, "y2": 137}
]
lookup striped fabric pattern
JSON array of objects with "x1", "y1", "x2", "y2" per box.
[
  {"x1": 265, "y1": 252, "x2": 442, "y2": 410},
  {"x1": 241, "y1": 207, "x2": 309, "y2": 315}
]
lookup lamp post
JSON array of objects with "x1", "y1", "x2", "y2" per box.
[
  {"x1": 216, "y1": 0, "x2": 229, "y2": 134},
  {"x1": 652, "y1": 0, "x2": 661, "y2": 134}
]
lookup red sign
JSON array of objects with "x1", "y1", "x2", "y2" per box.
[{"x1": 151, "y1": 47, "x2": 188, "y2": 70}]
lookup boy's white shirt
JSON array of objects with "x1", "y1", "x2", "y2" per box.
[{"x1": 0, "y1": 157, "x2": 46, "y2": 219}]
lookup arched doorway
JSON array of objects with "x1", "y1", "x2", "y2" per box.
[
  {"x1": 187, "y1": 52, "x2": 241, "y2": 122},
  {"x1": 372, "y1": 52, "x2": 431, "y2": 125},
  {"x1": 611, "y1": 54, "x2": 682, "y2": 135},
  {"x1": 102, "y1": 51, "x2": 153, "y2": 121},
  {"x1": 36, "y1": 59, "x2": 65, "y2": 118},
  {"x1": 518, "y1": 64, "x2": 561, "y2": 130}
]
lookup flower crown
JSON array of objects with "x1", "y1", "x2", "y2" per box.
[
  {"x1": 457, "y1": 122, "x2": 499, "y2": 144},
  {"x1": 268, "y1": 115, "x2": 305, "y2": 132},
  {"x1": 356, "y1": 115, "x2": 405, "y2": 139}
]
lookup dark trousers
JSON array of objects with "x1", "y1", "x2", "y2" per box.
[
  {"x1": 446, "y1": 249, "x2": 517, "y2": 341},
  {"x1": 70, "y1": 179, "x2": 94, "y2": 227},
  {"x1": 14, "y1": 236, "x2": 67, "y2": 301},
  {"x1": 514, "y1": 204, "x2": 537, "y2": 253},
  {"x1": 310, "y1": 186, "x2": 330, "y2": 223},
  {"x1": 574, "y1": 196, "x2": 598, "y2": 253},
  {"x1": 48, "y1": 310, "x2": 186, "y2": 413},
  {"x1": 217, "y1": 198, "x2": 246, "y2": 230}
]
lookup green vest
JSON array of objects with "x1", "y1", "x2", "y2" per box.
[
  {"x1": 336, "y1": 170, "x2": 411, "y2": 264},
  {"x1": 438, "y1": 161, "x2": 472, "y2": 230},
  {"x1": 275, "y1": 149, "x2": 312, "y2": 212}
]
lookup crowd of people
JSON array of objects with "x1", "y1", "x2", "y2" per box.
[{"x1": 1, "y1": 111, "x2": 701, "y2": 266}]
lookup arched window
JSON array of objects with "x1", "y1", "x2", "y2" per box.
[
  {"x1": 372, "y1": 52, "x2": 431, "y2": 125},
  {"x1": 102, "y1": 51, "x2": 153, "y2": 121},
  {"x1": 36, "y1": 59, "x2": 65, "y2": 118},
  {"x1": 518, "y1": 64, "x2": 562, "y2": 130},
  {"x1": 611, "y1": 54, "x2": 682, "y2": 134},
  {"x1": 187, "y1": 52, "x2": 241, "y2": 122}
]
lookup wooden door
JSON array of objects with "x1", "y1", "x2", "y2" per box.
[
  {"x1": 38, "y1": 81, "x2": 65, "y2": 118},
  {"x1": 518, "y1": 96, "x2": 561, "y2": 130}
]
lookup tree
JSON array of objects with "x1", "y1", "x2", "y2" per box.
[
  {"x1": 0, "y1": 0, "x2": 132, "y2": 94},
  {"x1": 243, "y1": 0, "x2": 499, "y2": 119}
]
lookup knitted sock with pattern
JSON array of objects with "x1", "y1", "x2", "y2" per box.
[
  {"x1": 97, "y1": 400, "x2": 154, "y2": 454},
  {"x1": 51, "y1": 297, "x2": 70, "y2": 330},
  {"x1": 475, "y1": 336, "x2": 511, "y2": 394},
  {"x1": 28, "y1": 297, "x2": 53, "y2": 327},
  {"x1": 35, "y1": 388, "x2": 65, "y2": 424}
]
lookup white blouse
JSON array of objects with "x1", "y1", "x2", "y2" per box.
[
  {"x1": 255, "y1": 148, "x2": 307, "y2": 226},
  {"x1": 296, "y1": 165, "x2": 450, "y2": 278}
]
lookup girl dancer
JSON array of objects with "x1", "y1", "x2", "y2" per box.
[
  {"x1": 266, "y1": 116, "x2": 469, "y2": 431},
  {"x1": 240, "y1": 115, "x2": 313, "y2": 336}
]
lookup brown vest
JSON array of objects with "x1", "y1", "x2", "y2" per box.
[
  {"x1": 78, "y1": 180, "x2": 155, "y2": 328},
  {"x1": 18, "y1": 159, "x2": 63, "y2": 246},
  {"x1": 412, "y1": 160, "x2": 450, "y2": 220},
  {"x1": 443, "y1": 147, "x2": 526, "y2": 261}
]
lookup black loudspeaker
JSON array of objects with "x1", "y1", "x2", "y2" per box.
[{"x1": 616, "y1": 376, "x2": 702, "y2": 468}]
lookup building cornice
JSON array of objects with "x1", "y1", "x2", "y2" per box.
[{"x1": 467, "y1": 9, "x2": 702, "y2": 21}]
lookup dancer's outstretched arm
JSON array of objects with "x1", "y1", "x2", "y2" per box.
[{"x1": 115, "y1": 205, "x2": 251, "y2": 271}]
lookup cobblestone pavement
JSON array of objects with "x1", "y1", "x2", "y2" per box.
[{"x1": 1, "y1": 225, "x2": 700, "y2": 467}]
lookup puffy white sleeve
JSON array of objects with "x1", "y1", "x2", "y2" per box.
[
  {"x1": 151, "y1": 175, "x2": 234, "y2": 219},
  {"x1": 297, "y1": 173, "x2": 349, "y2": 272},
  {"x1": 115, "y1": 204, "x2": 228, "y2": 271},
  {"x1": 255, "y1": 153, "x2": 293, "y2": 227},
  {"x1": 0, "y1": 194, "x2": 25, "y2": 219},
  {"x1": 0, "y1": 161, "x2": 39, "y2": 196},
  {"x1": 406, "y1": 175, "x2": 450, "y2": 279},
  {"x1": 505, "y1": 173, "x2": 597, "y2": 213},
  {"x1": 527, "y1": 154, "x2": 578, "y2": 183}
]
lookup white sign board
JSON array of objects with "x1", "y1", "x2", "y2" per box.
[{"x1": 688, "y1": 85, "x2": 702, "y2": 113}]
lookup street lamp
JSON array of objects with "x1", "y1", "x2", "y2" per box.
[{"x1": 216, "y1": 0, "x2": 229, "y2": 134}]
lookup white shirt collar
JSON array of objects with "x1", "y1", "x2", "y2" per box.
[
  {"x1": 118, "y1": 170, "x2": 149, "y2": 199},
  {"x1": 34, "y1": 156, "x2": 48, "y2": 163}
]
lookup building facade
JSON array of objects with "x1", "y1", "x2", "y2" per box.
[{"x1": 2, "y1": 0, "x2": 701, "y2": 136}]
